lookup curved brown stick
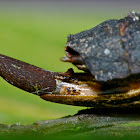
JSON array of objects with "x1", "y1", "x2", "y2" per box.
[
  {"x1": 0, "y1": 54, "x2": 140, "y2": 107},
  {"x1": 0, "y1": 54, "x2": 57, "y2": 96}
]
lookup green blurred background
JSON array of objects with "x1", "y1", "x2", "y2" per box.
[{"x1": 0, "y1": 0, "x2": 140, "y2": 125}]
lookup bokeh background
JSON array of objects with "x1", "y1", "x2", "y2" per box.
[{"x1": 0, "y1": 0, "x2": 140, "y2": 125}]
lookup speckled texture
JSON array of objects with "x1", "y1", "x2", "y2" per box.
[
  {"x1": 67, "y1": 12, "x2": 140, "y2": 81},
  {"x1": 0, "y1": 54, "x2": 56, "y2": 95}
]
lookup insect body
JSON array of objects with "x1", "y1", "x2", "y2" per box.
[{"x1": 0, "y1": 12, "x2": 140, "y2": 107}]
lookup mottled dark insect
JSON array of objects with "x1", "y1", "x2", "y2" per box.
[{"x1": 0, "y1": 12, "x2": 140, "y2": 108}]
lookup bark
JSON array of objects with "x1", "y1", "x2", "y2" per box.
[{"x1": 0, "y1": 54, "x2": 140, "y2": 137}]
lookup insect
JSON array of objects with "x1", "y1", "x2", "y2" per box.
[{"x1": 0, "y1": 12, "x2": 140, "y2": 107}]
